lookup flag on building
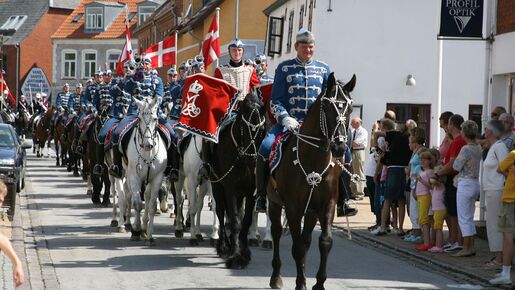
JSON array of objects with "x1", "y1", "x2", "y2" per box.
[
  {"x1": 144, "y1": 34, "x2": 177, "y2": 68},
  {"x1": 0, "y1": 70, "x2": 15, "y2": 108},
  {"x1": 116, "y1": 22, "x2": 134, "y2": 76},
  {"x1": 176, "y1": 74, "x2": 239, "y2": 143},
  {"x1": 201, "y1": 14, "x2": 220, "y2": 67}
]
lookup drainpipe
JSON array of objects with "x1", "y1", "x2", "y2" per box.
[
  {"x1": 15, "y1": 43, "x2": 19, "y2": 106},
  {"x1": 188, "y1": 29, "x2": 203, "y2": 52}
]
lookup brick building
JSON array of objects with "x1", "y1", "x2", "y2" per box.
[{"x1": 0, "y1": 0, "x2": 80, "y2": 102}]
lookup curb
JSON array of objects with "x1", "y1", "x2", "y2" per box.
[{"x1": 333, "y1": 223, "x2": 507, "y2": 289}]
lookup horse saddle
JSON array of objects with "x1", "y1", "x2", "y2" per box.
[
  {"x1": 269, "y1": 130, "x2": 294, "y2": 174},
  {"x1": 118, "y1": 118, "x2": 171, "y2": 151}
]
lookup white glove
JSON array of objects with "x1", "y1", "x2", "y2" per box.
[{"x1": 281, "y1": 116, "x2": 300, "y2": 131}]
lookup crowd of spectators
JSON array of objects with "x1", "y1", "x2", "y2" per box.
[{"x1": 356, "y1": 107, "x2": 515, "y2": 286}]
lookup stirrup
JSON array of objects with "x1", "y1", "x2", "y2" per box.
[
  {"x1": 76, "y1": 145, "x2": 85, "y2": 156},
  {"x1": 255, "y1": 194, "x2": 267, "y2": 213},
  {"x1": 109, "y1": 164, "x2": 123, "y2": 178},
  {"x1": 92, "y1": 164, "x2": 104, "y2": 176},
  {"x1": 169, "y1": 169, "x2": 179, "y2": 182}
]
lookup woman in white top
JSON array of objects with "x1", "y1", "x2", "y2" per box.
[{"x1": 483, "y1": 120, "x2": 510, "y2": 266}]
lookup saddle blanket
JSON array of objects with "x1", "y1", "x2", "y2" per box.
[
  {"x1": 269, "y1": 130, "x2": 291, "y2": 174},
  {"x1": 104, "y1": 124, "x2": 118, "y2": 151},
  {"x1": 66, "y1": 115, "x2": 77, "y2": 127},
  {"x1": 118, "y1": 118, "x2": 171, "y2": 150}
]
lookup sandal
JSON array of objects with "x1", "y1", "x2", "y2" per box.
[
  {"x1": 375, "y1": 231, "x2": 387, "y2": 236},
  {"x1": 485, "y1": 257, "x2": 502, "y2": 267}
]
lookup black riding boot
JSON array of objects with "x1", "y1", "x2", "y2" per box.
[
  {"x1": 168, "y1": 147, "x2": 180, "y2": 182},
  {"x1": 76, "y1": 129, "x2": 88, "y2": 156},
  {"x1": 198, "y1": 140, "x2": 212, "y2": 180},
  {"x1": 255, "y1": 156, "x2": 269, "y2": 213},
  {"x1": 93, "y1": 143, "x2": 104, "y2": 175},
  {"x1": 337, "y1": 169, "x2": 358, "y2": 217},
  {"x1": 109, "y1": 147, "x2": 124, "y2": 178}
]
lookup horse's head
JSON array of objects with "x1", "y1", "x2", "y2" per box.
[
  {"x1": 320, "y1": 72, "x2": 355, "y2": 157},
  {"x1": 236, "y1": 91, "x2": 267, "y2": 165},
  {"x1": 133, "y1": 95, "x2": 159, "y2": 151}
]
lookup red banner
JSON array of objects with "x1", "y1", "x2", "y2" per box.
[
  {"x1": 176, "y1": 74, "x2": 239, "y2": 143},
  {"x1": 255, "y1": 82, "x2": 275, "y2": 125}
]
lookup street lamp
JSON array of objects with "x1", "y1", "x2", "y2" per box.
[{"x1": 406, "y1": 74, "x2": 416, "y2": 86}]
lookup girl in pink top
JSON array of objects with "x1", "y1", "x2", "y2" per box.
[{"x1": 415, "y1": 151, "x2": 435, "y2": 251}]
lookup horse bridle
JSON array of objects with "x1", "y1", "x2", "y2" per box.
[
  {"x1": 136, "y1": 110, "x2": 158, "y2": 150},
  {"x1": 231, "y1": 106, "x2": 266, "y2": 158}
]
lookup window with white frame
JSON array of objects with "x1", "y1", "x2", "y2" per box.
[
  {"x1": 308, "y1": 0, "x2": 314, "y2": 31},
  {"x1": 138, "y1": 6, "x2": 155, "y2": 25},
  {"x1": 0, "y1": 15, "x2": 27, "y2": 31},
  {"x1": 286, "y1": 11, "x2": 294, "y2": 53},
  {"x1": 62, "y1": 50, "x2": 77, "y2": 79},
  {"x1": 106, "y1": 49, "x2": 121, "y2": 73},
  {"x1": 82, "y1": 50, "x2": 97, "y2": 79},
  {"x1": 86, "y1": 7, "x2": 103, "y2": 29},
  {"x1": 299, "y1": 5, "x2": 305, "y2": 30}
]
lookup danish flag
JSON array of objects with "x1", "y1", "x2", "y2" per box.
[
  {"x1": 144, "y1": 34, "x2": 177, "y2": 68},
  {"x1": 0, "y1": 70, "x2": 15, "y2": 108},
  {"x1": 201, "y1": 14, "x2": 220, "y2": 67},
  {"x1": 116, "y1": 22, "x2": 134, "y2": 76}
]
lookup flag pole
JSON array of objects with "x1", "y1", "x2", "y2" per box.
[
  {"x1": 216, "y1": 7, "x2": 220, "y2": 69},
  {"x1": 175, "y1": 30, "x2": 178, "y2": 68}
]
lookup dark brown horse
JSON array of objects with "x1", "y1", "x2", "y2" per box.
[
  {"x1": 15, "y1": 108, "x2": 31, "y2": 141},
  {"x1": 53, "y1": 113, "x2": 69, "y2": 166},
  {"x1": 66, "y1": 115, "x2": 81, "y2": 177},
  {"x1": 267, "y1": 73, "x2": 355, "y2": 290},
  {"x1": 34, "y1": 106, "x2": 56, "y2": 158},
  {"x1": 210, "y1": 91, "x2": 267, "y2": 269},
  {"x1": 85, "y1": 113, "x2": 111, "y2": 206}
]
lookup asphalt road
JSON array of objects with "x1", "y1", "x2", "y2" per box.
[{"x1": 22, "y1": 147, "x2": 460, "y2": 290}]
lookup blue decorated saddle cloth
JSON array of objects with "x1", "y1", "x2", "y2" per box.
[
  {"x1": 269, "y1": 131, "x2": 292, "y2": 174},
  {"x1": 66, "y1": 115, "x2": 77, "y2": 127},
  {"x1": 118, "y1": 118, "x2": 171, "y2": 149}
]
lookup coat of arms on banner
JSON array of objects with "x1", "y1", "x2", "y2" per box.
[{"x1": 176, "y1": 74, "x2": 240, "y2": 143}]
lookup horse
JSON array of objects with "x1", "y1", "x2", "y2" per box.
[
  {"x1": 66, "y1": 114, "x2": 81, "y2": 177},
  {"x1": 15, "y1": 108, "x2": 31, "y2": 141},
  {"x1": 123, "y1": 95, "x2": 167, "y2": 246},
  {"x1": 209, "y1": 91, "x2": 267, "y2": 269},
  {"x1": 34, "y1": 106, "x2": 56, "y2": 158},
  {"x1": 267, "y1": 73, "x2": 355, "y2": 290},
  {"x1": 53, "y1": 112, "x2": 69, "y2": 167},
  {"x1": 173, "y1": 135, "x2": 219, "y2": 245},
  {"x1": 0, "y1": 108, "x2": 16, "y2": 125}
]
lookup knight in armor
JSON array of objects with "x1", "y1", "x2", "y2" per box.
[
  {"x1": 255, "y1": 29, "x2": 331, "y2": 212},
  {"x1": 109, "y1": 55, "x2": 172, "y2": 178},
  {"x1": 51, "y1": 83, "x2": 72, "y2": 135},
  {"x1": 254, "y1": 54, "x2": 274, "y2": 84},
  {"x1": 76, "y1": 71, "x2": 104, "y2": 155},
  {"x1": 199, "y1": 39, "x2": 260, "y2": 178}
]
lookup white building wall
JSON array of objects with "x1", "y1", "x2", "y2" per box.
[
  {"x1": 265, "y1": 0, "x2": 489, "y2": 147},
  {"x1": 491, "y1": 31, "x2": 515, "y2": 113}
]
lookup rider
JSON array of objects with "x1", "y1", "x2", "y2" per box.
[
  {"x1": 51, "y1": 83, "x2": 72, "y2": 135},
  {"x1": 254, "y1": 54, "x2": 274, "y2": 85},
  {"x1": 76, "y1": 71, "x2": 104, "y2": 155},
  {"x1": 17, "y1": 95, "x2": 29, "y2": 114},
  {"x1": 109, "y1": 54, "x2": 171, "y2": 178},
  {"x1": 255, "y1": 29, "x2": 331, "y2": 212},
  {"x1": 162, "y1": 66, "x2": 181, "y2": 181},
  {"x1": 199, "y1": 39, "x2": 260, "y2": 178},
  {"x1": 91, "y1": 70, "x2": 114, "y2": 175},
  {"x1": 68, "y1": 83, "x2": 83, "y2": 149},
  {"x1": 30, "y1": 93, "x2": 46, "y2": 129}
]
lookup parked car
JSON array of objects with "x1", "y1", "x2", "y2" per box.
[{"x1": 0, "y1": 124, "x2": 30, "y2": 217}]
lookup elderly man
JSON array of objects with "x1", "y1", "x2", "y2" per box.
[
  {"x1": 255, "y1": 29, "x2": 331, "y2": 212},
  {"x1": 499, "y1": 113, "x2": 515, "y2": 151},
  {"x1": 350, "y1": 117, "x2": 368, "y2": 199}
]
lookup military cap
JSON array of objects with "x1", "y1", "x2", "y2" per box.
[{"x1": 296, "y1": 28, "x2": 315, "y2": 44}]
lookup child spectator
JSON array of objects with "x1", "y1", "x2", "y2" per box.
[
  {"x1": 415, "y1": 150, "x2": 435, "y2": 251},
  {"x1": 0, "y1": 180, "x2": 24, "y2": 287},
  {"x1": 429, "y1": 149, "x2": 447, "y2": 253}
]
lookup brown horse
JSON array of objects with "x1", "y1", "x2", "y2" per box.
[
  {"x1": 54, "y1": 113, "x2": 69, "y2": 166},
  {"x1": 34, "y1": 106, "x2": 56, "y2": 158},
  {"x1": 66, "y1": 115, "x2": 81, "y2": 177},
  {"x1": 267, "y1": 73, "x2": 355, "y2": 290},
  {"x1": 15, "y1": 108, "x2": 31, "y2": 141}
]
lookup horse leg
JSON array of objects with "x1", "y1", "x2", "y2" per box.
[
  {"x1": 289, "y1": 213, "x2": 307, "y2": 290},
  {"x1": 208, "y1": 185, "x2": 220, "y2": 244},
  {"x1": 212, "y1": 184, "x2": 228, "y2": 256},
  {"x1": 236, "y1": 196, "x2": 255, "y2": 268},
  {"x1": 86, "y1": 176, "x2": 93, "y2": 196},
  {"x1": 312, "y1": 213, "x2": 333, "y2": 290},
  {"x1": 159, "y1": 180, "x2": 169, "y2": 213},
  {"x1": 193, "y1": 182, "x2": 208, "y2": 242},
  {"x1": 172, "y1": 178, "x2": 185, "y2": 238},
  {"x1": 262, "y1": 204, "x2": 273, "y2": 249},
  {"x1": 225, "y1": 196, "x2": 244, "y2": 269},
  {"x1": 248, "y1": 209, "x2": 260, "y2": 247},
  {"x1": 129, "y1": 177, "x2": 143, "y2": 241},
  {"x1": 110, "y1": 175, "x2": 119, "y2": 228},
  {"x1": 185, "y1": 177, "x2": 199, "y2": 246},
  {"x1": 269, "y1": 201, "x2": 283, "y2": 289},
  {"x1": 55, "y1": 139, "x2": 60, "y2": 166},
  {"x1": 102, "y1": 171, "x2": 111, "y2": 207},
  {"x1": 91, "y1": 174, "x2": 101, "y2": 205}
]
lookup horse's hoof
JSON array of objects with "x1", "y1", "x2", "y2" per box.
[
  {"x1": 225, "y1": 254, "x2": 249, "y2": 270},
  {"x1": 312, "y1": 284, "x2": 325, "y2": 290},
  {"x1": 86, "y1": 189, "x2": 93, "y2": 196},
  {"x1": 73, "y1": 171, "x2": 80, "y2": 177},
  {"x1": 124, "y1": 224, "x2": 132, "y2": 232},
  {"x1": 140, "y1": 232, "x2": 148, "y2": 239},
  {"x1": 248, "y1": 238, "x2": 259, "y2": 247},
  {"x1": 110, "y1": 220, "x2": 118, "y2": 228},
  {"x1": 189, "y1": 238, "x2": 199, "y2": 246},
  {"x1": 118, "y1": 226, "x2": 126, "y2": 233},
  {"x1": 196, "y1": 234, "x2": 204, "y2": 242},
  {"x1": 101, "y1": 200, "x2": 111, "y2": 208},
  {"x1": 82, "y1": 174, "x2": 88, "y2": 181},
  {"x1": 175, "y1": 230, "x2": 183, "y2": 238},
  {"x1": 169, "y1": 212, "x2": 175, "y2": 219},
  {"x1": 67, "y1": 165, "x2": 72, "y2": 172},
  {"x1": 160, "y1": 207, "x2": 168, "y2": 213},
  {"x1": 209, "y1": 238, "x2": 218, "y2": 247},
  {"x1": 130, "y1": 231, "x2": 141, "y2": 241},
  {"x1": 270, "y1": 275, "x2": 283, "y2": 289},
  {"x1": 56, "y1": 161, "x2": 60, "y2": 166},
  {"x1": 262, "y1": 240, "x2": 273, "y2": 249},
  {"x1": 144, "y1": 238, "x2": 155, "y2": 246},
  {"x1": 92, "y1": 199, "x2": 101, "y2": 206},
  {"x1": 295, "y1": 285, "x2": 307, "y2": 290}
]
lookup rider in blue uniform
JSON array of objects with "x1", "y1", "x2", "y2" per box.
[
  {"x1": 255, "y1": 29, "x2": 331, "y2": 212},
  {"x1": 76, "y1": 71, "x2": 103, "y2": 155},
  {"x1": 109, "y1": 55, "x2": 172, "y2": 178},
  {"x1": 68, "y1": 83, "x2": 83, "y2": 149},
  {"x1": 162, "y1": 66, "x2": 182, "y2": 181},
  {"x1": 51, "y1": 83, "x2": 72, "y2": 135}
]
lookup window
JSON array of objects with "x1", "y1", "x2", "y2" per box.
[
  {"x1": 62, "y1": 50, "x2": 77, "y2": 79},
  {"x1": 128, "y1": 13, "x2": 137, "y2": 22},
  {"x1": 386, "y1": 103, "x2": 431, "y2": 145},
  {"x1": 72, "y1": 13, "x2": 83, "y2": 23},
  {"x1": 106, "y1": 49, "x2": 121, "y2": 74},
  {"x1": 138, "y1": 6, "x2": 155, "y2": 25},
  {"x1": 86, "y1": 7, "x2": 103, "y2": 29},
  {"x1": 286, "y1": 11, "x2": 294, "y2": 53},
  {"x1": 308, "y1": 0, "x2": 314, "y2": 31},
  {"x1": 0, "y1": 15, "x2": 27, "y2": 31},
  {"x1": 267, "y1": 17, "x2": 284, "y2": 57},
  {"x1": 299, "y1": 5, "x2": 305, "y2": 30},
  {"x1": 82, "y1": 50, "x2": 97, "y2": 79},
  {"x1": 468, "y1": 105, "x2": 483, "y2": 132}
]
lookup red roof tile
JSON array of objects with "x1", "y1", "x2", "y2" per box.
[{"x1": 52, "y1": 0, "x2": 144, "y2": 39}]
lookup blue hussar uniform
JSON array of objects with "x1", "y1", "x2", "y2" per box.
[
  {"x1": 53, "y1": 90, "x2": 72, "y2": 126},
  {"x1": 78, "y1": 81, "x2": 100, "y2": 130},
  {"x1": 259, "y1": 74, "x2": 274, "y2": 85},
  {"x1": 92, "y1": 81, "x2": 113, "y2": 116},
  {"x1": 163, "y1": 80, "x2": 183, "y2": 139},
  {"x1": 98, "y1": 78, "x2": 130, "y2": 143},
  {"x1": 258, "y1": 57, "x2": 330, "y2": 159}
]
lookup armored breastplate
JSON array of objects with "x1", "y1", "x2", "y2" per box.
[{"x1": 218, "y1": 65, "x2": 254, "y2": 100}]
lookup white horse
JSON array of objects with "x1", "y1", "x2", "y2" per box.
[
  {"x1": 174, "y1": 135, "x2": 219, "y2": 245},
  {"x1": 105, "y1": 148, "x2": 130, "y2": 233},
  {"x1": 124, "y1": 95, "x2": 167, "y2": 246}
]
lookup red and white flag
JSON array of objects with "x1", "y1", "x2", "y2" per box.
[
  {"x1": 201, "y1": 14, "x2": 220, "y2": 67},
  {"x1": 0, "y1": 70, "x2": 15, "y2": 108},
  {"x1": 116, "y1": 22, "x2": 134, "y2": 76},
  {"x1": 176, "y1": 74, "x2": 239, "y2": 143},
  {"x1": 144, "y1": 34, "x2": 177, "y2": 68},
  {"x1": 255, "y1": 83, "x2": 276, "y2": 125}
]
